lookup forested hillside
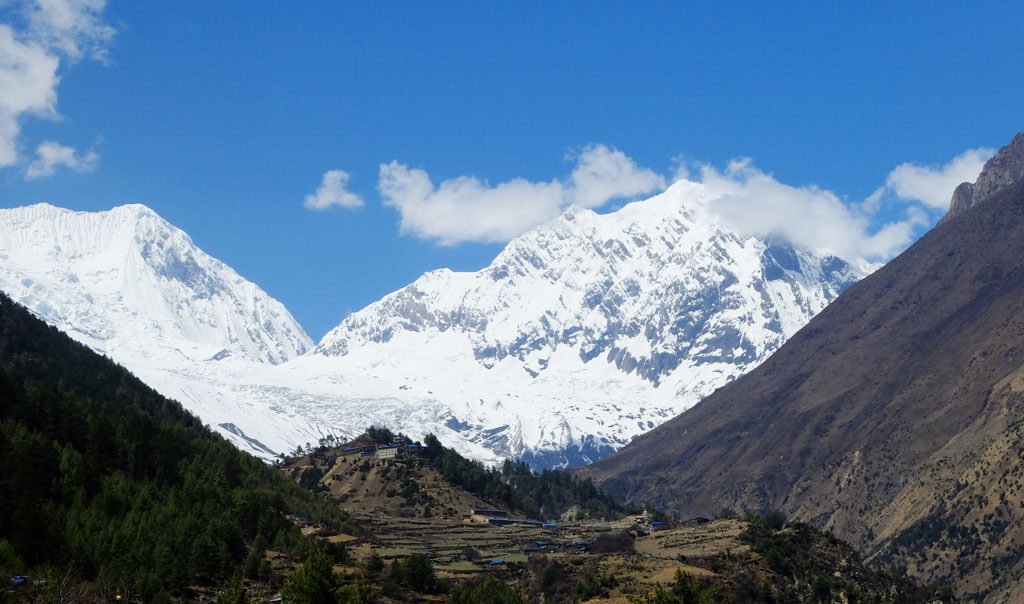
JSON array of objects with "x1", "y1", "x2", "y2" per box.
[{"x1": 0, "y1": 292, "x2": 357, "y2": 600}]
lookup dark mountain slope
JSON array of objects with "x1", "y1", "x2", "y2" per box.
[
  {"x1": 582, "y1": 138, "x2": 1024, "y2": 598},
  {"x1": 0, "y1": 292, "x2": 356, "y2": 599}
]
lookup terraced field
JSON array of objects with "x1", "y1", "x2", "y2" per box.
[
  {"x1": 283, "y1": 443, "x2": 936, "y2": 601},
  {"x1": 351, "y1": 514, "x2": 628, "y2": 575}
]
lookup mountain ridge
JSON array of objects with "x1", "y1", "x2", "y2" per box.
[{"x1": 0, "y1": 181, "x2": 866, "y2": 467}]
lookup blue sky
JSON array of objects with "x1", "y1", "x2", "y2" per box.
[{"x1": 1, "y1": 1, "x2": 1022, "y2": 338}]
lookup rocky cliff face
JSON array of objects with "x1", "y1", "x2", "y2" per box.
[
  {"x1": 946, "y1": 181, "x2": 976, "y2": 217},
  {"x1": 945, "y1": 132, "x2": 1024, "y2": 220}
]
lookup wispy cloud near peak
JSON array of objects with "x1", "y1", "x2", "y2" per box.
[
  {"x1": 883, "y1": 148, "x2": 994, "y2": 209},
  {"x1": 25, "y1": 140, "x2": 98, "y2": 179},
  {"x1": 378, "y1": 144, "x2": 664, "y2": 245}
]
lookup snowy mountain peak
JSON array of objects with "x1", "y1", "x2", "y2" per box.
[
  {"x1": 304, "y1": 181, "x2": 868, "y2": 467},
  {"x1": 315, "y1": 180, "x2": 860, "y2": 383},
  {"x1": 0, "y1": 202, "x2": 312, "y2": 366}
]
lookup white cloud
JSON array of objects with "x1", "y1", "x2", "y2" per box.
[
  {"x1": 377, "y1": 143, "x2": 985, "y2": 263},
  {"x1": 304, "y1": 170, "x2": 364, "y2": 210},
  {"x1": 0, "y1": 0, "x2": 113, "y2": 169},
  {"x1": 568, "y1": 144, "x2": 665, "y2": 208},
  {"x1": 696, "y1": 159, "x2": 932, "y2": 262},
  {"x1": 0, "y1": 24, "x2": 60, "y2": 166},
  {"x1": 379, "y1": 162, "x2": 564, "y2": 245},
  {"x1": 884, "y1": 148, "x2": 994, "y2": 208},
  {"x1": 27, "y1": 0, "x2": 115, "y2": 62},
  {"x1": 378, "y1": 144, "x2": 664, "y2": 245},
  {"x1": 25, "y1": 139, "x2": 97, "y2": 179}
]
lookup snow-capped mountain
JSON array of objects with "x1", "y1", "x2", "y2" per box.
[
  {"x1": 0, "y1": 203, "x2": 311, "y2": 364},
  {"x1": 0, "y1": 182, "x2": 869, "y2": 467},
  {"x1": 298, "y1": 179, "x2": 866, "y2": 466},
  {"x1": 0, "y1": 203, "x2": 325, "y2": 454}
]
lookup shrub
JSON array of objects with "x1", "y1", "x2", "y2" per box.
[
  {"x1": 448, "y1": 577, "x2": 524, "y2": 604},
  {"x1": 390, "y1": 554, "x2": 439, "y2": 594},
  {"x1": 337, "y1": 574, "x2": 378, "y2": 604},
  {"x1": 629, "y1": 570, "x2": 721, "y2": 604}
]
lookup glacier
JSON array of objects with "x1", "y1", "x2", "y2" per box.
[{"x1": 0, "y1": 180, "x2": 869, "y2": 467}]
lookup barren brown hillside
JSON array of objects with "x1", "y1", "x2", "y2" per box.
[{"x1": 582, "y1": 135, "x2": 1024, "y2": 600}]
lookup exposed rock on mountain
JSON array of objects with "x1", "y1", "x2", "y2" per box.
[
  {"x1": 946, "y1": 181, "x2": 976, "y2": 217},
  {"x1": 945, "y1": 132, "x2": 1024, "y2": 220}
]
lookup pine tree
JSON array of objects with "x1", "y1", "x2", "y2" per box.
[{"x1": 281, "y1": 551, "x2": 337, "y2": 604}]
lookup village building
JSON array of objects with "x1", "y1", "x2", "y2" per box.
[{"x1": 468, "y1": 508, "x2": 509, "y2": 523}]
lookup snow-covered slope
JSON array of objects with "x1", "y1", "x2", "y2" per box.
[
  {"x1": 0, "y1": 203, "x2": 324, "y2": 455},
  {"x1": 294, "y1": 179, "x2": 867, "y2": 467},
  {"x1": 0, "y1": 183, "x2": 869, "y2": 467}
]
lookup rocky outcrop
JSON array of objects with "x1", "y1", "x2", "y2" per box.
[
  {"x1": 946, "y1": 181, "x2": 975, "y2": 217},
  {"x1": 944, "y1": 132, "x2": 1024, "y2": 220}
]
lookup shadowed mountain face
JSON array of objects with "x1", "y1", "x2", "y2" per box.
[{"x1": 582, "y1": 134, "x2": 1024, "y2": 599}]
